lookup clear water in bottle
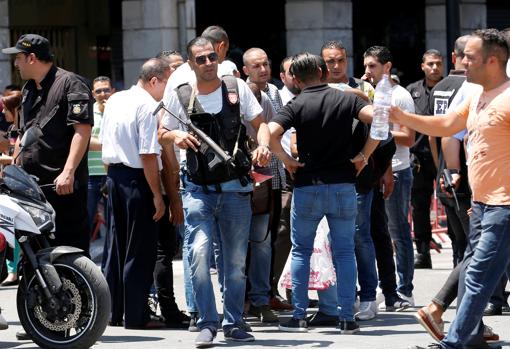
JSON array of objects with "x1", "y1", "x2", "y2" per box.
[{"x1": 370, "y1": 74, "x2": 392, "y2": 140}]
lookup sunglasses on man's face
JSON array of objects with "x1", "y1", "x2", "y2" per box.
[
  {"x1": 94, "y1": 88, "x2": 111, "y2": 94},
  {"x1": 195, "y1": 52, "x2": 218, "y2": 65}
]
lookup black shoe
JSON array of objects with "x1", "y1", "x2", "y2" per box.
[
  {"x1": 484, "y1": 303, "x2": 502, "y2": 316},
  {"x1": 189, "y1": 312, "x2": 199, "y2": 332},
  {"x1": 16, "y1": 331, "x2": 31, "y2": 341},
  {"x1": 308, "y1": 299, "x2": 319, "y2": 308},
  {"x1": 0, "y1": 279, "x2": 19, "y2": 287},
  {"x1": 164, "y1": 310, "x2": 191, "y2": 329},
  {"x1": 307, "y1": 311, "x2": 338, "y2": 327},
  {"x1": 339, "y1": 319, "x2": 360, "y2": 334},
  {"x1": 407, "y1": 344, "x2": 443, "y2": 349},
  {"x1": 414, "y1": 253, "x2": 432, "y2": 269},
  {"x1": 279, "y1": 318, "x2": 308, "y2": 332}
]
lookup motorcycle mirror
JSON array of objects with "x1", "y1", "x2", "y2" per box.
[{"x1": 20, "y1": 126, "x2": 43, "y2": 149}]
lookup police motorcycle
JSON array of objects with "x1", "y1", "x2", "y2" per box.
[{"x1": 0, "y1": 126, "x2": 110, "y2": 349}]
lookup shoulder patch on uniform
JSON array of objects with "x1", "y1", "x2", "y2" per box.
[
  {"x1": 72, "y1": 104, "x2": 82, "y2": 114},
  {"x1": 228, "y1": 92, "x2": 238, "y2": 104}
]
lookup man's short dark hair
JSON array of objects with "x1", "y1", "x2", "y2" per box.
[
  {"x1": 320, "y1": 40, "x2": 346, "y2": 57},
  {"x1": 93, "y1": 76, "x2": 111, "y2": 85},
  {"x1": 280, "y1": 56, "x2": 292, "y2": 74},
  {"x1": 289, "y1": 52, "x2": 322, "y2": 83},
  {"x1": 138, "y1": 58, "x2": 170, "y2": 83},
  {"x1": 156, "y1": 50, "x2": 183, "y2": 59},
  {"x1": 422, "y1": 49, "x2": 443, "y2": 62},
  {"x1": 201, "y1": 26, "x2": 228, "y2": 45},
  {"x1": 472, "y1": 29, "x2": 509, "y2": 65},
  {"x1": 454, "y1": 35, "x2": 470, "y2": 59},
  {"x1": 363, "y1": 46, "x2": 393, "y2": 65},
  {"x1": 4, "y1": 84, "x2": 21, "y2": 91},
  {"x1": 186, "y1": 37, "x2": 213, "y2": 59}
]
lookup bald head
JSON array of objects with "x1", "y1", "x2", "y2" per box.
[{"x1": 242, "y1": 48, "x2": 271, "y2": 87}]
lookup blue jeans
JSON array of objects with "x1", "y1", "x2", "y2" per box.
[
  {"x1": 182, "y1": 188, "x2": 251, "y2": 331},
  {"x1": 442, "y1": 202, "x2": 510, "y2": 349},
  {"x1": 355, "y1": 189, "x2": 378, "y2": 301},
  {"x1": 291, "y1": 183, "x2": 357, "y2": 321},
  {"x1": 385, "y1": 167, "x2": 414, "y2": 297},
  {"x1": 87, "y1": 175, "x2": 106, "y2": 233},
  {"x1": 177, "y1": 224, "x2": 198, "y2": 313},
  {"x1": 248, "y1": 214, "x2": 271, "y2": 306}
]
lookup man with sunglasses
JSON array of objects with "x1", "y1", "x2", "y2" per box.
[
  {"x1": 88, "y1": 76, "x2": 115, "y2": 237},
  {"x1": 159, "y1": 36, "x2": 271, "y2": 348}
]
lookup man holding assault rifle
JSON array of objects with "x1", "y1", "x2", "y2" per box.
[{"x1": 158, "y1": 36, "x2": 271, "y2": 348}]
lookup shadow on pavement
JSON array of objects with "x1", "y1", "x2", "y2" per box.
[
  {"x1": 99, "y1": 335, "x2": 165, "y2": 343},
  {"x1": 0, "y1": 343, "x2": 37, "y2": 349},
  {"x1": 212, "y1": 339, "x2": 334, "y2": 347}
]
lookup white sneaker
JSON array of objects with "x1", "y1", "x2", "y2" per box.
[
  {"x1": 355, "y1": 301, "x2": 378, "y2": 321},
  {"x1": 376, "y1": 290, "x2": 385, "y2": 308},
  {"x1": 397, "y1": 292, "x2": 415, "y2": 307},
  {"x1": 0, "y1": 311, "x2": 8, "y2": 330}
]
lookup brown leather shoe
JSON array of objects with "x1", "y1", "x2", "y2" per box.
[{"x1": 269, "y1": 296, "x2": 293, "y2": 311}]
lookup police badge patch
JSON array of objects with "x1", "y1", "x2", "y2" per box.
[
  {"x1": 228, "y1": 92, "x2": 238, "y2": 105},
  {"x1": 72, "y1": 104, "x2": 82, "y2": 114}
]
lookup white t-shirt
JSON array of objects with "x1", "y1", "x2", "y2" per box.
[
  {"x1": 161, "y1": 78, "x2": 263, "y2": 192},
  {"x1": 100, "y1": 85, "x2": 161, "y2": 168},
  {"x1": 278, "y1": 86, "x2": 296, "y2": 156},
  {"x1": 390, "y1": 84, "x2": 415, "y2": 171}
]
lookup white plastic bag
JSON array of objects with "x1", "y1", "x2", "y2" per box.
[{"x1": 280, "y1": 217, "x2": 336, "y2": 291}]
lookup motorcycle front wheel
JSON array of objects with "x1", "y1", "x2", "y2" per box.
[{"x1": 17, "y1": 254, "x2": 111, "y2": 349}]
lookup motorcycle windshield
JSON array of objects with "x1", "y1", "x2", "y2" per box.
[{"x1": 1, "y1": 165, "x2": 44, "y2": 201}]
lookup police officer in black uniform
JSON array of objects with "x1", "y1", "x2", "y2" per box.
[{"x1": 2, "y1": 34, "x2": 93, "y2": 256}]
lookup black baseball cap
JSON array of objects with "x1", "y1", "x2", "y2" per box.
[{"x1": 2, "y1": 34, "x2": 52, "y2": 59}]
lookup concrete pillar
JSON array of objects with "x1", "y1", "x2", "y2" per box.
[
  {"x1": 122, "y1": 0, "x2": 195, "y2": 86},
  {"x1": 425, "y1": 0, "x2": 486, "y2": 64},
  {"x1": 285, "y1": 0, "x2": 354, "y2": 76},
  {"x1": 0, "y1": 0, "x2": 11, "y2": 90}
]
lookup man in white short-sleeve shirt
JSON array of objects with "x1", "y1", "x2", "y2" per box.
[
  {"x1": 159, "y1": 36, "x2": 270, "y2": 347},
  {"x1": 99, "y1": 58, "x2": 169, "y2": 330}
]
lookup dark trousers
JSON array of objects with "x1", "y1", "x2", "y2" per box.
[
  {"x1": 370, "y1": 187, "x2": 399, "y2": 303},
  {"x1": 271, "y1": 185, "x2": 293, "y2": 296},
  {"x1": 103, "y1": 165, "x2": 158, "y2": 328},
  {"x1": 489, "y1": 275, "x2": 509, "y2": 307},
  {"x1": 411, "y1": 156, "x2": 436, "y2": 254},
  {"x1": 153, "y1": 195, "x2": 180, "y2": 318},
  {"x1": 269, "y1": 188, "x2": 282, "y2": 297},
  {"x1": 442, "y1": 195, "x2": 471, "y2": 266},
  {"x1": 44, "y1": 185, "x2": 90, "y2": 257}
]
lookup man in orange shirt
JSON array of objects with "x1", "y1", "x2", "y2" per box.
[{"x1": 390, "y1": 29, "x2": 510, "y2": 349}]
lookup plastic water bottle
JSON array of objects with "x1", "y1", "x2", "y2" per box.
[{"x1": 370, "y1": 74, "x2": 392, "y2": 140}]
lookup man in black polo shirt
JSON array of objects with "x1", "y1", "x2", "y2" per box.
[
  {"x1": 2, "y1": 34, "x2": 93, "y2": 255},
  {"x1": 269, "y1": 52, "x2": 379, "y2": 334},
  {"x1": 406, "y1": 49, "x2": 443, "y2": 269}
]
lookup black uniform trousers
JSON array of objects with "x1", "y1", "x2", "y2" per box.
[
  {"x1": 411, "y1": 155, "x2": 437, "y2": 254},
  {"x1": 104, "y1": 164, "x2": 158, "y2": 328},
  {"x1": 153, "y1": 195, "x2": 180, "y2": 319},
  {"x1": 44, "y1": 186, "x2": 90, "y2": 257}
]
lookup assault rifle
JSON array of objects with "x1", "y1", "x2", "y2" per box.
[
  {"x1": 153, "y1": 101, "x2": 234, "y2": 171},
  {"x1": 442, "y1": 168, "x2": 460, "y2": 211}
]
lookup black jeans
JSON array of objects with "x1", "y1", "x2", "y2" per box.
[
  {"x1": 411, "y1": 155, "x2": 436, "y2": 254},
  {"x1": 371, "y1": 187, "x2": 399, "y2": 303},
  {"x1": 153, "y1": 195, "x2": 180, "y2": 318}
]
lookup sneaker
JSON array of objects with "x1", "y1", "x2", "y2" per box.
[
  {"x1": 397, "y1": 292, "x2": 415, "y2": 307},
  {"x1": 375, "y1": 290, "x2": 385, "y2": 307},
  {"x1": 484, "y1": 303, "x2": 502, "y2": 316},
  {"x1": 382, "y1": 296, "x2": 411, "y2": 312},
  {"x1": 189, "y1": 312, "x2": 199, "y2": 332},
  {"x1": 279, "y1": 318, "x2": 308, "y2": 332},
  {"x1": 248, "y1": 304, "x2": 279, "y2": 323},
  {"x1": 355, "y1": 301, "x2": 378, "y2": 321},
  {"x1": 237, "y1": 319, "x2": 252, "y2": 332},
  {"x1": 339, "y1": 319, "x2": 360, "y2": 334},
  {"x1": 195, "y1": 327, "x2": 216, "y2": 348},
  {"x1": 407, "y1": 345, "x2": 443, "y2": 349},
  {"x1": 414, "y1": 253, "x2": 432, "y2": 269},
  {"x1": 307, "y1": 311, "x2": 338, "y2": 327},
  {"x1": 224, "y1": 327, "x2": 255, "y2": 342},
  {"x1": 353, "y1": 297, "x2": 360, "y2": 313},
  {"x1": 0, "y1": 310, "x2": 8, "y2": 330}
]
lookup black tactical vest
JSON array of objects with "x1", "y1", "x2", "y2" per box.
[{"x1": 176, "y1": 76, "x2": 251, "y2": 187}]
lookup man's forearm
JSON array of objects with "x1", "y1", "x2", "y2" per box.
[
  {"x1": 360, "y1": 136, "x2": 380, "y2": 159},
  {"x1": 256, "y1": 122, "x2": 270, "y2": 147},
  {"x1": 64, "y1": 124, "x2": 91, "y2": 173},
  {"x1": 140, "y1": 154, "x2": 163, "y2": 198},
  {"x1": 160, "y1": 145, "x2": 180, "y2": 201}
]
